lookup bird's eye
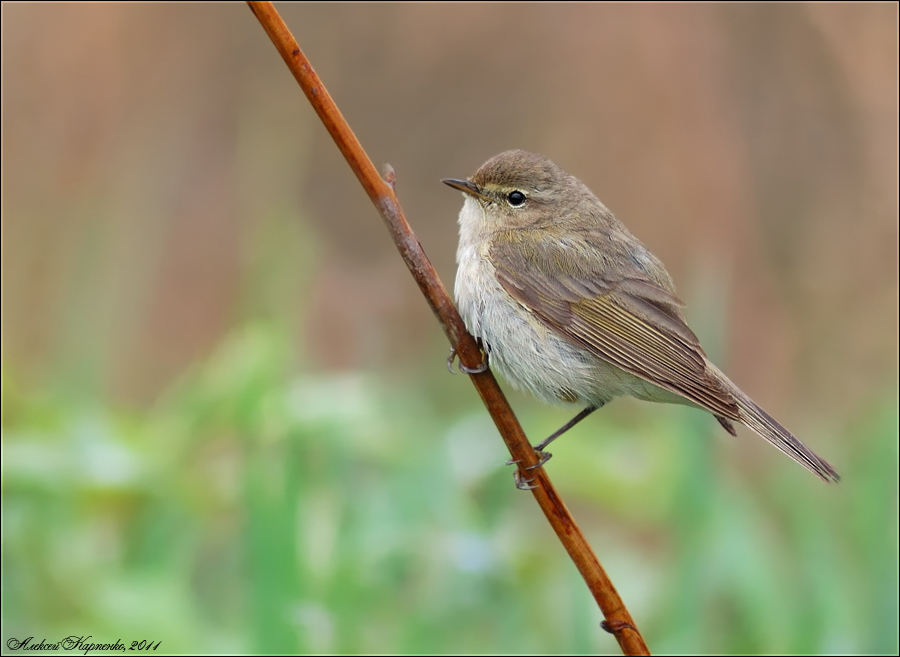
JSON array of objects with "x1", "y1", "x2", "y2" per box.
[{"x1": 507, "y1": 191, "x2": 526, "y2": 207}]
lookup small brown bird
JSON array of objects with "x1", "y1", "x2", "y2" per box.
[{"x1": 444, "y1": 150, "x2": 839, "y2": 482}]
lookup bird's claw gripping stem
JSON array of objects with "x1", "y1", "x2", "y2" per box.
[{"x1": 446, "y1": 346, "x2": 489, "y2": 375}]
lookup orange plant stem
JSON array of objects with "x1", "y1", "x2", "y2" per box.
[{"x1": 246, "y1": 3, "x2": 650, "y2": 654}]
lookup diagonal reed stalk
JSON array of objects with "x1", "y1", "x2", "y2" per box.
[{"x1": 246, "y1": 3, "x2": 650, "y2": 654}]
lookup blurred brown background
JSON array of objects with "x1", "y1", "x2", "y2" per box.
[
  {"x1": 3, "y1": 3, "x2": 896, "y2": 424},
  {"x1": 2, "y1": 4, "x2": 897, "y2": 654}
]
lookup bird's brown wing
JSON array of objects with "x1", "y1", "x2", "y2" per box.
[{"x1": 490, "y1": 231, "x2": 740, "y2": 419}]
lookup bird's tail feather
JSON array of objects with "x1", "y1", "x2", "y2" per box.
[{"x1": 733, "y1": 392, "x2": 840, "y2": 483}]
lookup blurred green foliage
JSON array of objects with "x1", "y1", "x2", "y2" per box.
[{"x1": 3, "y1": 326, "x2": 897, "y2": 654}]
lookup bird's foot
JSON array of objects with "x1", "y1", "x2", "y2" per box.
[
  {"x1": 529, "y1": 449, "x2": 552, "y2": 469},
  {"x1": 446, "y1": 346, "x2": 489, "y2": 375},
  {"x1": 512, "y1": 469, "x2": 538, "y2": 490}
]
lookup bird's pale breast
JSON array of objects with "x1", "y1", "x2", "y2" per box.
[{"x1": 454, "y1": 197, "x2": 668, "y2": 407}]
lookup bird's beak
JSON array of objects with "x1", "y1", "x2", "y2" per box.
[{"x1": 442, "y1": 178, "x2": 489, "y2": 201}]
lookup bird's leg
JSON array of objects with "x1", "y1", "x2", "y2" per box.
[
  {"x1": 531, "y1": 405, "x2": 602, "y2": 465},
  {"x1": 505, "y1": 404, "x2": 605, "y2": 487},
  {"x1": 535, "y1": 405, "x2": 599, "y2": 451},
  {"x1": 446, "y1": 341, "x2": 489, "y2": 375}
]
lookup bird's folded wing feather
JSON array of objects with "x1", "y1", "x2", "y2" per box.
[{"x1": 490, "y1": 230, "x2": 740, "y2": 419}]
